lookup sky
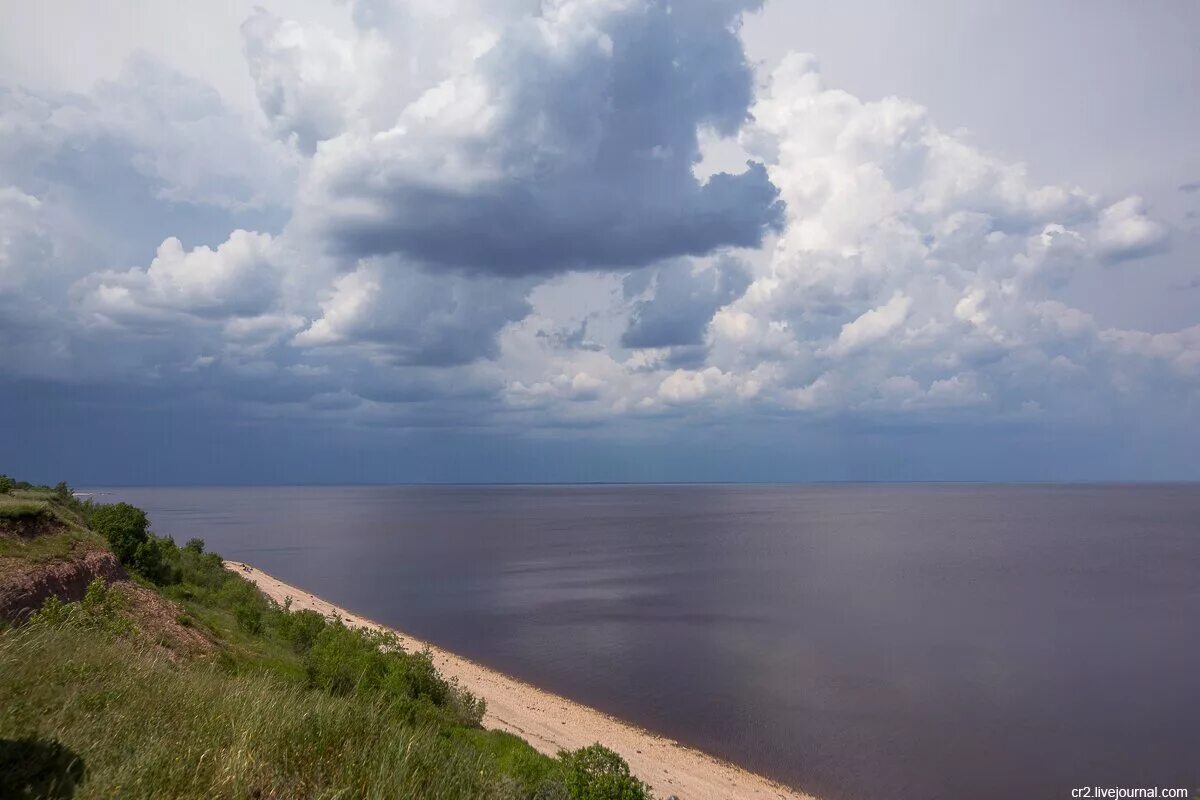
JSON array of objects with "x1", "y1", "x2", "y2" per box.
[{"x1": 0, "y1": 0, "x2": 1197, "y2": 485}]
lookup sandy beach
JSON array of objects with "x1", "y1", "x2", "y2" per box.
[{"x1": 224, "y1": 560, "x2": 816, "y2": 800}]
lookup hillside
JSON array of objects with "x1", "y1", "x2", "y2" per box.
[{"x1": 0, "y1": 477, "x2": 655, "y2": 800}]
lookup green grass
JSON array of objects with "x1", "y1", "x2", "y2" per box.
[
  {"x1": 0, "y1": 498, "x2": 50, "y2": 520},
  {"x1": 0, "y1": 486, "x2": 108, "y2": 577},
  {"x1": 0, "y1": 488, "x2": 105, "y2": 577},
  {"x1": 0, "y1": 623, "x2": 514, "y2": 800},
  {"x1": 0, "y1": 582, "x2": 579, "y2": 800},
  {"x1": 0, "y1": 486, "x2": 92, "y2": 529},
  {"x1": 0, "y1": 528, "x2": 106, "y2": 576}
]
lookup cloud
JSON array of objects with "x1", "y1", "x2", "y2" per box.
[
  {"x1": 825, "y1": 292, "x2": 912, "y2": 355},
  {"x1": 0, "y1": 186, "x2": 50, "y2": 293},
  {"x1": 0, "y1": 56, "x2": 295, "y2": 215},
  {"x1": 1094, "y1": 196, "x2": 1170, "y2": 263},
  {"x1": 295, "y1": 257, "x2": 533, "y2": 365},
  {"x1": 658, "y1": 366, "x2": 732, "y2": 404},
  {"x1": 0, "y1": 5, "x2": 1196, "y2": 481},
  {"x1": 0, "y1": 186, "x2": 77, "y2": 377},
  {"x1": 621, "y1": 256, "x2": 751, "y2": 348},
  {"x1": 282, "y1": 0, "x2": 781, "y2": 275},
  {"x1": 536, "y1": 318, "x2": 605, "y2": 352},
  {"x1": 241, "y1": 9, "x2": 358, "y2": 154},
  {"x1": 74, "y1": 231, "x2": 284, "y2": 324},
  {"x1": 0, "y1": 58, "x2": 291, "y2": 381},
  {"x1": 553, "y1": 51, "x2": 1189, "y2": 424}
]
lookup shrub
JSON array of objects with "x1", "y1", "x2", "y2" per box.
[
  {"x1": 275, "y1": 608, "x2": 327, "y2": 654},
  {"x1": 90, "y1": 503, "x2": 149, "y2": 563},
  {"x1": 533, "y1": 780, "x2": 571, "y2": 800},
  {"x1": 0, "y1": 474, "x2": 13, "y2": 494},
  {"x1": 53, "y1": 481, "x2": 72, "y2": 501},
  {"x1": 177, "y1": 544, "x2": 228, "y2": 590},
  {"x1": 448, "y1": 683, "x2": 487, "y2": 728},
  {"x1": 30, "y1": 578, "x2": 133, "y2": 636},
  {"x1": 32, "y1": 595, "x2": 71, "y2": 627},
  {"x1": 234, "y1": 599, "x2": 265, "y2": 635},
  {"x1": 559, "y1": 745, "x2": 650, "y2": 800},
  {"x1": 80, "y1": 576, "x2": 115, "y2": 615},
  {"x1": 301, "y1": 624, "x2": 488, "y2": 726},
  {"x1": 89, "y1": 503, "x2": 181, "y2": 585},
  {"x1": 131, "y1": 535, "x2": 182, "y2": 585},
  {"x1": 382, "y1": 647, "x2": 450, "y2": 705},
  {"x1": 305, "y1": 624, "x2": 389, "y2": 697}
]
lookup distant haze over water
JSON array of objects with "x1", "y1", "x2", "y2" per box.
[{"x1": 95, "y1": 484, "x2": 1200, "y2": 800}]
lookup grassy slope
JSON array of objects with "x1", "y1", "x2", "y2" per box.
[
  {"x1": 0, "y1": 484, "x2": 643, "y2": 800},
  {"x1": 0, "y1": 488, "x2": 106, "y2": 579},
  {"x1": 0, "y1": 487, "x2": 88, "y2": 526},
  {"x1": 1, "y1": 624, "x2": 531, "y2": 800}
]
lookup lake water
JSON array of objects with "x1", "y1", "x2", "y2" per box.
[{"x1": 93, "y1": 484, "x2": 1200, "y2": 800}]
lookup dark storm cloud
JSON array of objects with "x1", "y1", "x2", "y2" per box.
[
  {"x1": 622, "y1": 256, "x2": 751, "y2": 348},
  {"x1": 305, "y1": 0, "x2": 782, "y2": 276},
  {"x1": 319, "y1": 164, "x2": 781, "y2": 275}
]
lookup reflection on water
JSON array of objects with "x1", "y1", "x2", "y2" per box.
[{"x1": 96, "y1": 484, "x2": 1200, "y2": 800}]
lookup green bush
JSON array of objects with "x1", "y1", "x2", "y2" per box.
[
  {"x1": 305, "y1": 623, "x2": 394, "y2": 697},
  {"x1": 89, "y1": 502, "x2": 182, "y2": 585},
  {"x1": 30, "y1": 578, "x2": 133, "y2": 636},
  {"x1": 177, "y1": 543, "x2": 228, "y2": 590},
  {"x1": 448, "y1": 681, "x2": 488, "y2": 728},
  {"x1": 0, "y1": 475, "x2": 13, "y2": 494},
  {"x1": 234, "y1": 599, "x2": 265, "y2": 635},
  {"x1": 560, "y1": 745, "x2": 650, "y2": 800},
  {"x1": 301, "y1": 623, "x2": 488, "y2": 726},
  {"x1": 533, "y1": 779, "x2": 571, "y2": 800},
  {"x1": 131, "y1": 535, "x2": 182, "y2": 585},
  {"x1": 90, "y1": 503, "x2": 149, "y2": 563},
  {"x1": 275, "y1": 607, "x2": 327, "y2": 654}
]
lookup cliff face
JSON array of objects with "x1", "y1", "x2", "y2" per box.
[{"x1": 0, "y1": 550, "x2": 126, "y2": 622}]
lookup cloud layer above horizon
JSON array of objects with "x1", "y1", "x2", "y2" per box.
[{"x1": 1, "y1": 0, "x2": 1197, "y2": 482}]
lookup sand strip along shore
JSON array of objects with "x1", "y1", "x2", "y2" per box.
[{"x1": 224, "y1": 561, "x2": 816, "y2": 800}]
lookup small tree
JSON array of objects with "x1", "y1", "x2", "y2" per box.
[
  {"x1": 53, "y1": 481, "x2": 72, "y2": 501},
  {"x1": 0, "y1": 475, "x2": 13, "y2": 494},
  {"x1": 559, "y1": 745, "x2": 649, "y2": 800},
  {"x1": 90, "y1": 502, "x2": 149, "y2": 564}
]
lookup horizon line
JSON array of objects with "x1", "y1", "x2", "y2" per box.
[{"x1": 76, "y1": 479, "x2": 1200, "y2": 489}]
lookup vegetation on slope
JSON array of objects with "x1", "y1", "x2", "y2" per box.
[
  {"x1": 0, "y1": 476, "x2": 653, "y2": 800},
  {"x1": 0, "y1": 481, "x2": 106, "y2": 583}
]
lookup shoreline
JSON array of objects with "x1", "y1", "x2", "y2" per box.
[{"x1": 224, "y1": 560, "x2": 816, "y2": 800}]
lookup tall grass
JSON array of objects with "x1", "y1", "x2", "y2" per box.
[
  {"x1": 0, "y1": 623, "x2": 506, "y2": 800},
  {"x1": 0, "y1": 528, "x2": 106, "y2": 568},
  {"x1": 0, "y1": 499, "x2": 50, "y2": 520}
]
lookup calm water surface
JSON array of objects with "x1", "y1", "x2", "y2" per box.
[{"x1": 94, "y1": 484, "x2": 1200, "y2": 800}]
